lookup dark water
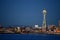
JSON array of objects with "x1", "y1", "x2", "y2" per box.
[{"x1": 0, "y1": 34, "x2": 60, "y2": 40}]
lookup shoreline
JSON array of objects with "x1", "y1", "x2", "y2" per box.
[{"x1": 0, "y1": 32, "x2": 60, "y2": 35}]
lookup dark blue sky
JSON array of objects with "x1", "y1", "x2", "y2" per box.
[{"x1": 0, "y1": 0, "x2": 60, "y2": 27}]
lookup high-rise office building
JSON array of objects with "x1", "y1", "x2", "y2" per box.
[{"x1": 58, "y1": 20, "x2": 60, "y2": 27}]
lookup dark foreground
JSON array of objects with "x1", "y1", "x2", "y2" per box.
[{"x1": 0, "y1": 34, "x2": 60, "y2": 40}]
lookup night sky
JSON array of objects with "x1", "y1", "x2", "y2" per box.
[{"x1": 0, "y1": 0, "x2": 60, "y2": 27}]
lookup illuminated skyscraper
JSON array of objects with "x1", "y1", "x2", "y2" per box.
[
  {"x1": 42, "y1": 8, "x2": 47, "y2": 32},
  {"x1": 58, "y1": 20, "x2": 60, "y2": 27}
]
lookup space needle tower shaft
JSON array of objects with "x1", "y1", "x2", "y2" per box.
[{"x1": 42, "y1": 8, "x2": 47, "y2": 32}]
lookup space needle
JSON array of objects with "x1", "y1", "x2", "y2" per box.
[{"x1": 42, "y1": 8, "x2": 47, "y2": 32}]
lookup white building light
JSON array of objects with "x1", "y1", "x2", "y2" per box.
[{"x1": 35, "y1": 25, "x2": 39, "y2": 28}]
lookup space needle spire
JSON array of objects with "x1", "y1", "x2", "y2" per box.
[{"x1": 42, "y1": 8, "x2": 47, "y2": 32}]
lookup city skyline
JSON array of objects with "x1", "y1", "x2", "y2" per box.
[{"x1": 0, "y1": 0, "x2": 60, "y2": 27}]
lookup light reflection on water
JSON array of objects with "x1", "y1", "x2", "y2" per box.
[{"x1": 0, "y1": 34, "x2": 60, "y2": 40}]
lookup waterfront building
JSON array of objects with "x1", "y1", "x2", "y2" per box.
[
  {"x1": 16, "y1": 27, "x2": 21, "y2": 33},
  {"x1": 56, "y1": 27, "x2": 60, "y2": 33},
  {"x1": 35, "y1": 25, "x2": 39, "y2": 28},
  {"x1": 0, "y1": 27, "x2": 4, "y2": 33}
]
